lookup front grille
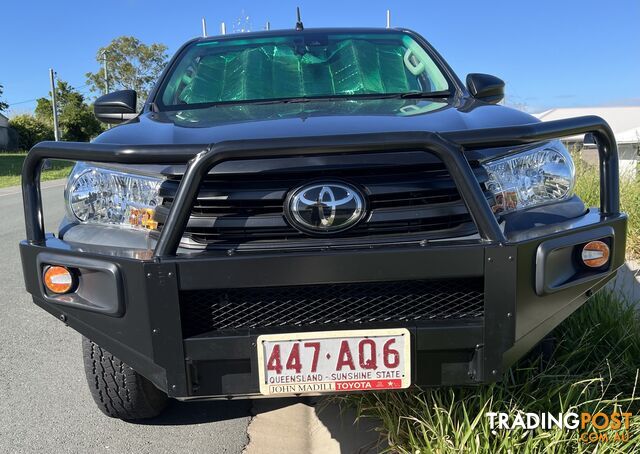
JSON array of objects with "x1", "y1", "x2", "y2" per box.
[
  {"x1": 155, "y1": 153, "x2": 491, "y2": 247},
  {"x1": 179, "y1": 278, "x2": 484, "y2": 337}
]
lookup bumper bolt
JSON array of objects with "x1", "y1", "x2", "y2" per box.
[
  {"x1": 507, "y1": 312, "x2": 512, "y2": 318},
  {"x1": 147, "y1": 273, "x2": 152, "y2": 278},
  {"x1": 492, "y1": 369, "x2": 498, "y2": 375},
  {"x1": 59, "y1": 314, "x2": 66, "y2": 322}
]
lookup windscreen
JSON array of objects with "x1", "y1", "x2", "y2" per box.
[{"x1": 159, "y1": 32, "x2": 450, "y2": 109}]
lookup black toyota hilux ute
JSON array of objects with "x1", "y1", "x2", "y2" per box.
[{"x1": 20, "y1": 28, "x2": 626, "y2": 420}]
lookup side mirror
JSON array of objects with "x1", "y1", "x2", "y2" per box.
[
  {"x1": 466, "y1": 73, "x2": 505, "y2": 104},
  {"x1": 94, "y1": 90, "x2": 138, "y2": 124}
]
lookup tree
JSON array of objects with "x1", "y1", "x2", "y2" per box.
[
  {"x1": 0, "y1": 85, "x2": 8, "y2": 112},
  {"x1": 9, "y1": 115, "x2": 54, "y2": 150},
  {"x1": 35, "y1": 80, "x2": 103, "y2": 142},
  {"x1": 35, "y1": 80, "x2": 82, "y2": 124},
  {"x1": 86, "y1": 36, "x2": 168, "y2": 107}
]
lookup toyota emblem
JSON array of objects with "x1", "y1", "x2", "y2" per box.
[{"x1": 285, "y1": 182, "x2": 367, "y2": 234}]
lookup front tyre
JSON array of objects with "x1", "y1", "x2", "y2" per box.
[{"x1": 82, "y1": 337, "x2": 167, "y2": 420}]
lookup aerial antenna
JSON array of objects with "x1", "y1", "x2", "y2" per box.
[
  {"x1": 386, "y1": 9, "x2": 391, "y2": 28},
  {"x1": 265, "y1": 21, "x2": 271, "y2": 30},
  {"x1": 295, "y1": 7, "x2": 304, "y2": 31},
  {"x1": 221, "y1": 22, "x2": 227, "y2": 35},
  {"x1": 202, "y1": 17, "x2": 208, "y2": 37}
]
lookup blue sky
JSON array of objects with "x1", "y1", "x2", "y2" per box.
[{"x1": 1, "y1": 0, "x2": 638, "y2": 114}]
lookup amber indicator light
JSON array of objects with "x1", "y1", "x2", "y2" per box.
[
  {"x1": 43, "y1": 266, "x2": 75, "y2": 294},
  {"x1": 581, "y1": 241, "x2": 610, "y2": 268}
]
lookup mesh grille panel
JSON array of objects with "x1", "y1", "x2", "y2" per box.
[{"x1": 180, "y1": 279, "x2": 484, "y2": 337}]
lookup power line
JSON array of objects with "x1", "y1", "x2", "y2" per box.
[
  {"x1": 6, "y1": 97, "x2": 40, "y2": 106},
  {"x1": 70, "y1": 83, "x2": 91, "y2": 91},
  {"x1": 6, "y1": 83, "x2": 94, "y2": 107}
]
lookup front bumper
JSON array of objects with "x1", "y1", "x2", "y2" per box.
[
  {"x1": 20, "y1": 210, "x2": 626, "y2": 398},
  {"x1": 19, "y1": 116, "x2": 626, "y2": 398}
]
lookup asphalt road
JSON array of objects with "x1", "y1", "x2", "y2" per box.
[{"x1": 0, "y1": 182, "x2": 252, "y2": 453}]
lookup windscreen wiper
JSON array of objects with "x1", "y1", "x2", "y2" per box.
[
  {"x1": 396, "y1": 90, "x2": 451, "y2": 99},
  {"x1": 165, "y1": 92, "x2": 453, "y2": 111},
  {"x1": 280, "y1": 92, "x2": 452, "y2": 103}
]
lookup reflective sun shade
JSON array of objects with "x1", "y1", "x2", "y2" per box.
[{"x1": 160, "y1": 31, "x2": 449, "y2": 108}]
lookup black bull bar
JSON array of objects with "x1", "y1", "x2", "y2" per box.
[
  {"x1": 22, "y1": 116, "x2": 619, "y2": 254},
  {"x1": 18, "y1": 116, "x2": 624, "y2": 396}
]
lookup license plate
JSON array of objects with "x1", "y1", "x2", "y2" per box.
[{"x1": 257, "y1": 328, "x2": 411, "y2": 395}]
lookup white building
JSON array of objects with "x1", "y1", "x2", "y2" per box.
[{"x1": 535, "y1": 107, "x2": 640, "y2": 178}]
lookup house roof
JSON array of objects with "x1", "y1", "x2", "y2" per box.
[{"x1": 535, "y1": 107, "x2": 640, "y2": 143}]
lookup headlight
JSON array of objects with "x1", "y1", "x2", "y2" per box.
[
  {"x1": 482, "y1": 140, "x2": 575, "y2": 215},
  {"x1": 65, "y1": 162, "x2": 163, "y2": 230}
]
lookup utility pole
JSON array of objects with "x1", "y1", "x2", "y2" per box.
[
  {"x1": 101, "y1": 51, "x2": 112, "y2": 129},
  {"x1": 220, "y1": 22, "x2": 226, "y2": 35},
  {"x1": 49, "y1": 68, "x2": 60, "y2": 141},
  {"x1": 102, "y1": 51, "x2": 110, "y2": 94},
  {"x1": 202, "y1": 17, "x2": 208, "y2": 37},
  {"x1": 386, "y1": 9, "x2": 391, "y2": 28}
]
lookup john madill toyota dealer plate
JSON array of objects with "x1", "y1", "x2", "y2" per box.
[{"x1": 256, "y1": 328, "x2": 411, "y2": 395}]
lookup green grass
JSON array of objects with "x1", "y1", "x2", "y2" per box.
[
  {"x1": 573, "y1": 155, "x2": 640, "y2": 258},
  {"x1": 0, "y1": 153, "x2": 73, "y2": 189},
  {"x1": 341, "y1": 292, "x2": 640, "y2": 453}
]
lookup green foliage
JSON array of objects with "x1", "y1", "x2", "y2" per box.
[
  {"x1": 0, "y1": 84, "x2": 8, "y2": 112},
  {"x1": 8, "y1": 114, "x2": 54, "y2": 150},
  {"x1": 34, "y1": 98, "x2": 53, "y2": 125},
  {"x1": 35, "y1": 80, "x2": 103, "y2": 142},
  {"x1": 85, "y1": 36, "x2": 168, "y2": 106},
  {"x1": 341, "y1": 292, "x2": 640, "y2": 453}
]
